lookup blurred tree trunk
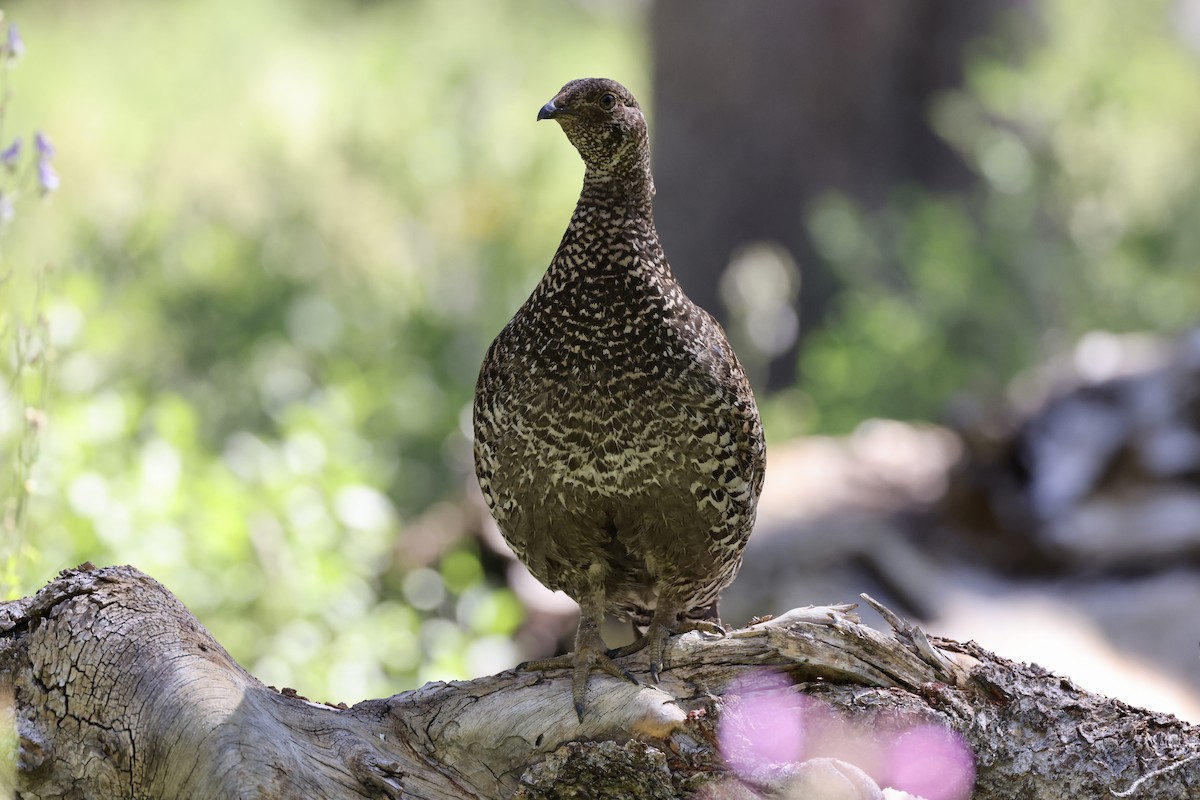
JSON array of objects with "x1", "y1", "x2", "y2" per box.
[
  {"x1": 651, "y1": 0, "x2": 1022, "y2": 390},
  {"x1": 5, "y1": 564, "x2": 1198, "y2": 799}
]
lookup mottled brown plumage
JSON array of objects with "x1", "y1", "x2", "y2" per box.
[{"x1": 473, "y1": 78, "x2": 765, "y2": 718}]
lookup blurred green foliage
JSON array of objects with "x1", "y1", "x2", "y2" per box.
[
  {"x1": 790, "y1": 0, "x2": 1200, "y2": 434},
  {"x1": 0, "y1": 0, "x2": 644, "y2": 701},
  {"x1": 0, "y1": 14, "x2": 57, "y2": 595}
]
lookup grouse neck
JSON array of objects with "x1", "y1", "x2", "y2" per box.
[{"x1": 579, "y1": 162, "x2": 656, "y2": 211}]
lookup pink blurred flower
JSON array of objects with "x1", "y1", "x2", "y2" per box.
[
  {"x1": 718, "y1": 671, "x2": 808, "y2": 778},
  {"x1": 883, "y1": 723, "x2": 975, "y2": 800}
]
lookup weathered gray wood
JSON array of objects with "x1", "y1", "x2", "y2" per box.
[{"x1": 2, "y1": 564, "x2": 1197, "y2": 798}]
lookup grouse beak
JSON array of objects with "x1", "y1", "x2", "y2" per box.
[{"x1": 537, "y1": 100, "x2": 559, "y2": 121}]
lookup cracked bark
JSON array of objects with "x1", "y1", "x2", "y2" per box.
[{"x1": 2, "y1": 564, "x2": 1197, "y2": 799}]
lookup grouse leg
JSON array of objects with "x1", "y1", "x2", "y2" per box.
[{"x1": 518, "y1": 566, "x2": 637, "y2": 720}]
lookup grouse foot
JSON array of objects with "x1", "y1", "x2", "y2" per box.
[
  {"x1": 610, "y1": 617, "x2": 726, "y2": 682},
  {"x1": 519, "y1": 621, "x2": 637, "y2": 721}
]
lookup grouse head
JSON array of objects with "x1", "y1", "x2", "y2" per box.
[{"x1": 538, "y1": 78, "x2": 652, "y2": 193}]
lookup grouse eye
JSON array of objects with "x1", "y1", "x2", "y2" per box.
[{"x1": 599, "y1": 93, "x2": 617, "y2": 110}]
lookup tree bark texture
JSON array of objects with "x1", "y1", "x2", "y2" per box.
[{"x1": 2, "y1": 564, "x2": 1197, "y2": 798}]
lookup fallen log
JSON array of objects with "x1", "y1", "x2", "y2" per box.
[{"x1": 2, "y1": 564, "x2": 1196, "y2": 798}]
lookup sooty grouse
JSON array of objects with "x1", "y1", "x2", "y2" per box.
[{"x1": 473, "y1": 77, "x2": 765, "y2": 719}]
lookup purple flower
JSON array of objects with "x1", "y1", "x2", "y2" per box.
[
  {"x1": 0, "y1": 138, "x2": 20, "y2": 170},
  {"x1": 32, "y1": 131, "x2": 59, "y2": 192},
  {"x1": 0, "y1": 193, "x2": 13, "y2": 225},
  {"x1": 37, "y1": 160, "x2": 59, "y2": 194},
  {"x1": 34, "y1": 130, "x2": 54, "y2": 159},
  {"x1": 5, "y1": 24, "x2": 23, "y2": 60}
]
